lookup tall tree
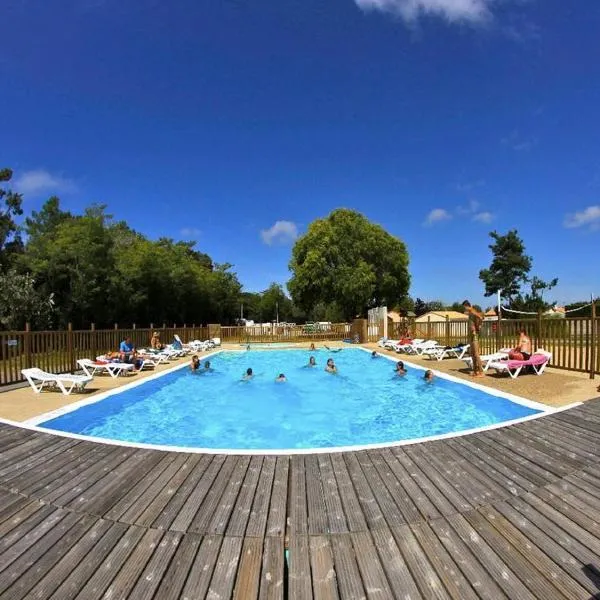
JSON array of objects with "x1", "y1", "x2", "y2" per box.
[
  {"x1": 288, "y1": 209, "x2": 410, "y2": 320},
  {"x1": 0, "y1": 168, "x2": 24, "y2": 269},
  {"x1": 479, "y1": 230, "x2": 532, "y2": 301}
]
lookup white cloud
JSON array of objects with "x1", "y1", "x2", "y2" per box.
[
  {"x1": 472, "y1": 211, "x2": 494, "y2": 224},
  {"x1": 355, "y1": 0, "x2": 493, "y2": 24},
  {"x1": 13, "y1": 169, "x2": 78, "y2": 196},
  {"x1": 501, "y1": 130, "x2": 538, "y2": 152},
  {"x1": 457, "y1": 199, "x2": 480, "y2": 215},
  {"x1": 424, "y1": 208, "x2": 452, "y2": 226},
  {"x1": 180, "y1": 227, "x2": 201, "y2": 238},
  {"x1": 260, "y1": 220, "x2": 299, "y2": 245},
  {"x1": 564, "y1": 206, "x2": 600, "y2": 230}
]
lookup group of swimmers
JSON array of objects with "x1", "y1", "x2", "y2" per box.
[{"x1": 190, "y1": 355, "x2": 212, "y2": 372}]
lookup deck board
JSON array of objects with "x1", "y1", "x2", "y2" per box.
[{"x1": 0, "y1": 398, "x2": 599, "y2": 599}]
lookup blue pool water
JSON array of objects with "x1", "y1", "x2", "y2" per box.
[{"x1": 40, "y1": 349, "x2": 541, "y2": 450}]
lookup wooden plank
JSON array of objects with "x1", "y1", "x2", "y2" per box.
[
  {"x1": 165, "y1": 454, "x2": 228, "y2": 532},
  {"x1": 493, "y1": 500, "x2": 600, "y2": 596},
  {"x1": 0, "y1": 505, "x2": 61, "y2": 557},
  {"x1": 152, "y1": 532, "x2": 202, "y2": 600},
  {"x1": 328, "y1": 453, "x2": 368, "y2": 532},
  {"x1": 367, "y1": 450, "x2": 423, "y2": 523},
  {"x1": 462, "y1": 509, "x2": 572, "y2": 600},
  {"x1": 304, "y1": 455, "x2": 328, "y2": 535},
  {"x1": 288, "y1": 535, "x2": 312, "y2": 599},
  {"x1": 206, "y1": 536, "x2": 243, "y2": 599},
  {"x1": 317, "y1": 453, "x2": 348, "y2": 534},
  {"x1": 46, "y1": 522, "x2": 129, "y2": 600},
  {"x1": 105, "y1": 452, "x2": 189, "y2": 523},
  {"x1": 342, "y1": 452, "x2": 386, "y2": 530},
  {"x1": 309, "y1": 536, "x2": 339, "y2": 600},
  {"x1": 179, "y1": 534, "x2": 222, "y2": 599},
  {"x1": 207, "y1": 455, "x2": 251, "y2": 535},
  {"x1": 409, "y1": 521, "x2": 480, "y2": 600},
  {"x1": 0, "y1": 512, "x2": 92, "y2": 598},
  {"x1": 188, "y1": 455, "x2": 242, "y2": 534},
  {"x1": 126, "y1": 530, "x2": 182, "y2": 600},
  {"x1": 227, "y1": 455, "x2": 263, "y2": 537},
  {"x1": 289, "y1": 455, "x2": 310, "y2": 536},
  {"x1": 134, "y1": 454, "x2": 205, "y2": 528},
  {"x1": 348, "y1": 531, "x2": 396, "y2": 600},
  {"x1": 388, "y1": 524, "x2": 452, "y2": 599},
  {"x1": 476, "y1": 504, "x2": 590, "y2": 600},
  {"x1": 330, "y1": 534, "x2": 366, "y2": 600},
  {"x1": 246, "y1": 456, "x2": 276, "y2": 538},
  {"x1": 258, "y1": 535, "x2": 284, "y2": 600},
  {"x1": 8, "y1": 517, "x2": 115, "y2": 600},
  {"x1": 428, "y1": 517, "x2": 508, "y2": 600},
  {"x1": 89, "y1": 528, "x2": 164, "y2": 600},
  {"x1": 233, "y1": 537, "x2": 264, "y2": 600},
  {"x1": 265, "y1": 456, "x2": 289, "y2": 538},
  {"x1": 0, "y1": 495, "x2": 33, "y2": 529},
  {"x1": 379, "y1": 448, "x2": 441, "y2": 521},
  {"x1": 390, "y1": 447, "x2": 458, "y2": 516}
]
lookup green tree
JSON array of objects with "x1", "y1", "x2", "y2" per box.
[
  {"x1": 479, "y1": 229, "x2": 558, "y2": 311},
  {"x1": 260, "y1": 283, "x2": 293, "y2": 323},
  {"x1": 479, "y1": 230, "x2": 532, "y2": 301},
  {"x1": 24, "y1": 196, "x2": 72, "y2": 243},
  {"x1": 413, "y1": 298, "x2": 428, "y2": 317},
  {"x1": 0, "y1": 168, "x2": 24, "y2": 269},
  {"x1": 288, "y1": 209, "x2": 410, "y2": 320},
  {"x1": 0, "y1": 270, "x2": 55, "y2": 329}
]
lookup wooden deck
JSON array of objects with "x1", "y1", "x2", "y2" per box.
[{"x1": 0, "y1": 400, "x2": 599, "y2": 599}]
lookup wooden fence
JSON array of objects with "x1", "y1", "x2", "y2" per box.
[
  {"x1": 0, "y1": 324, "x2": 209, "y2": 387},
  {"x1": 390, "y1": 315, "x2": 599, "y2": 377},
  {"x1": 220, "y1": 323, "x2": 352, "y2": 344}
]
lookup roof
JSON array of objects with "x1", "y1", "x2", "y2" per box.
[
  {"x1": 387, "y1": 311, "x2": 402, "y2": 322},
  {"x1": 415, "y1": 310, "x2": 468, "y2": 321}
]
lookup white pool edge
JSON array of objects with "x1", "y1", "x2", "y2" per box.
[{"x1": 8, "y1": 346, "x2": 580, "y2": 456}]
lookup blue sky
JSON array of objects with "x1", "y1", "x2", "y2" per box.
[{"x1": 2, "y1": 0, "x2": 599, "y2": 307}]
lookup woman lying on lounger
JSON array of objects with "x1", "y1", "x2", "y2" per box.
[{"x1": 508, "y1": 329, "x2": 532, "y2": 361}]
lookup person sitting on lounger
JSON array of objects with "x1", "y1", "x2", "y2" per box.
[
  {"x1": 508, "y1": 329, "x2": 532, "y2": 361},
  {"x1": 119, "y1": 337, "x2": 136, "y2": 363},
  {"x1": 325, "y1": 358, "x2": 337, "y2": 374},
  {"x1": 423, "y1": 370, "x2": 434, "y2": 382},
  {"x1": 150, "y1": 332, "x2": 164, "y2": 350},
  {"x1": 190, "y1": 355, "x2": 200, "y2": 371},
  {"x1": 395, "y1": 361, "x2": 406, "y2": 376},
  {"x1": 242, "y1": 368, "x2": 254, "y2": 381}
]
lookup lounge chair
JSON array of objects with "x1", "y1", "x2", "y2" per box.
[
  {"x1": 487, "y1": 350, "x2": 552, "y2": 379},
  {"x1": 393, "y1": 339, "x2": 425, "y2": 353},
  {"x1": 462, "y1": 350, "x2": 511, "y2": 372},
  {"x1": 21, "y1": 368, "x2": 93, "y2": 395},
  {"x1": 424, "y1": 344, "x2": 470, "y2": 361},
  {"x1": 77, "y1": 358, "x2": 134, "y2": 378},
  {"x1": 403, "y1": 340, "x2": 440, "y2": 355}
]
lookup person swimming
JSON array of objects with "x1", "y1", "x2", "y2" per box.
[
  {"x1": 423, "y1": 369, "x2": 434, "y2": 382},
  {"x1": 371, "y1": 351, "x2": 378, "y2": 358},
  {"x1": 242, "y1": 367, "x2": 253, "y2": 381},
  {"x1": 203, "y1": 361, "x2": 213, "y2": 372},
  {"x1": 309, "y1": 343, "x2": 317, "y2": 351},
  {"x1": 325, "y1": 358, "x2": 337, "y2": 374},
  {"x1": 306, "y1": 356, "x2": 317, "y2": 367},
  {"x1": 395, "y1": 361, "x2": 406, "y2": 376},
  {"x1": 190, "y1": 355, "x2": 200, "y2": 371},
  {"x1": 275, "y1": 373, "x2": 287, "y2": 382},
  {"x1": 324, "y1": 345, "x2": 342, "y2": 353}
]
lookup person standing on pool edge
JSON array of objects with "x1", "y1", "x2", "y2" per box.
[{"x1": 462, "y1": 300, "x2": 484, "y2": 377}]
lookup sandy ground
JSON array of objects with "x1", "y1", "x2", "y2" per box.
[
  {"x1": 366, "y1": 343, "x2": 600, "y2": 407},
  {"x1": 1, "y1": 341, "x2": 596, "y2": 422}
]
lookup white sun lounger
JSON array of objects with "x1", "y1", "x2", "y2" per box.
[
  {"x1": 393, "y1": 339, "x2": 425, "y2": 353},
  {"x1": 77, "y1": 359, "x2": 134, "y2": 379},
  {"x1": 21, "y1": 368, "x2": 93, "y2": 395},
  {"x1": 462, "y1": 350, "x2": 511, "y2": 372},
  {"x1": 404, "y1": 340, "x2": 440, "y2": 355},
  {"x1": 424, "y1": 344, "x2": 470, "y2": 361}
]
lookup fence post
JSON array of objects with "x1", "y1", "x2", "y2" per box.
[
  {"x1": 445, "y1": 316, "x2": 450, "y2": 347},
  {"x1": 24, "y1": 322, "x2": 32, "y2": 369},
  {"x1": 91, "y1": 323, "x2": 97, "y2": 361},
  {"x1": 427, "y1": 316, "x2": 432, "y2": 341},
  {"x1": 67, "y1": 322, "x2": 74, "y2": 372},
  {"x1": 495, "y1": 313, "x2": 501, "y2": 353},
  {"x1": 590, "y1": 300, "x2": 596, "y2": 380},
  {"x1": 537, "y1": 310, "x2": 543, "y2": 349}
]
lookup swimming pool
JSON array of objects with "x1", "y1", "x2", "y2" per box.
[{"x1": 35, "y1": 348, "x2": 546, "y2": 451}]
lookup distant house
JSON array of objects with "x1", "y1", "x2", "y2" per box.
[
  {"x1": 484, "y1": 309, "x2": 498, "y2": 321},
  {"x1": 544, "y1": 306, "x2": 566, "y2": 318},
  {"x1": 415, "y1": 310, "x2": 468, "y2": 323}
]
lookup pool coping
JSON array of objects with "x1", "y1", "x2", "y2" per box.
[{"x1": 8, "y1": 346, "x2": 578, "y2": 456}]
